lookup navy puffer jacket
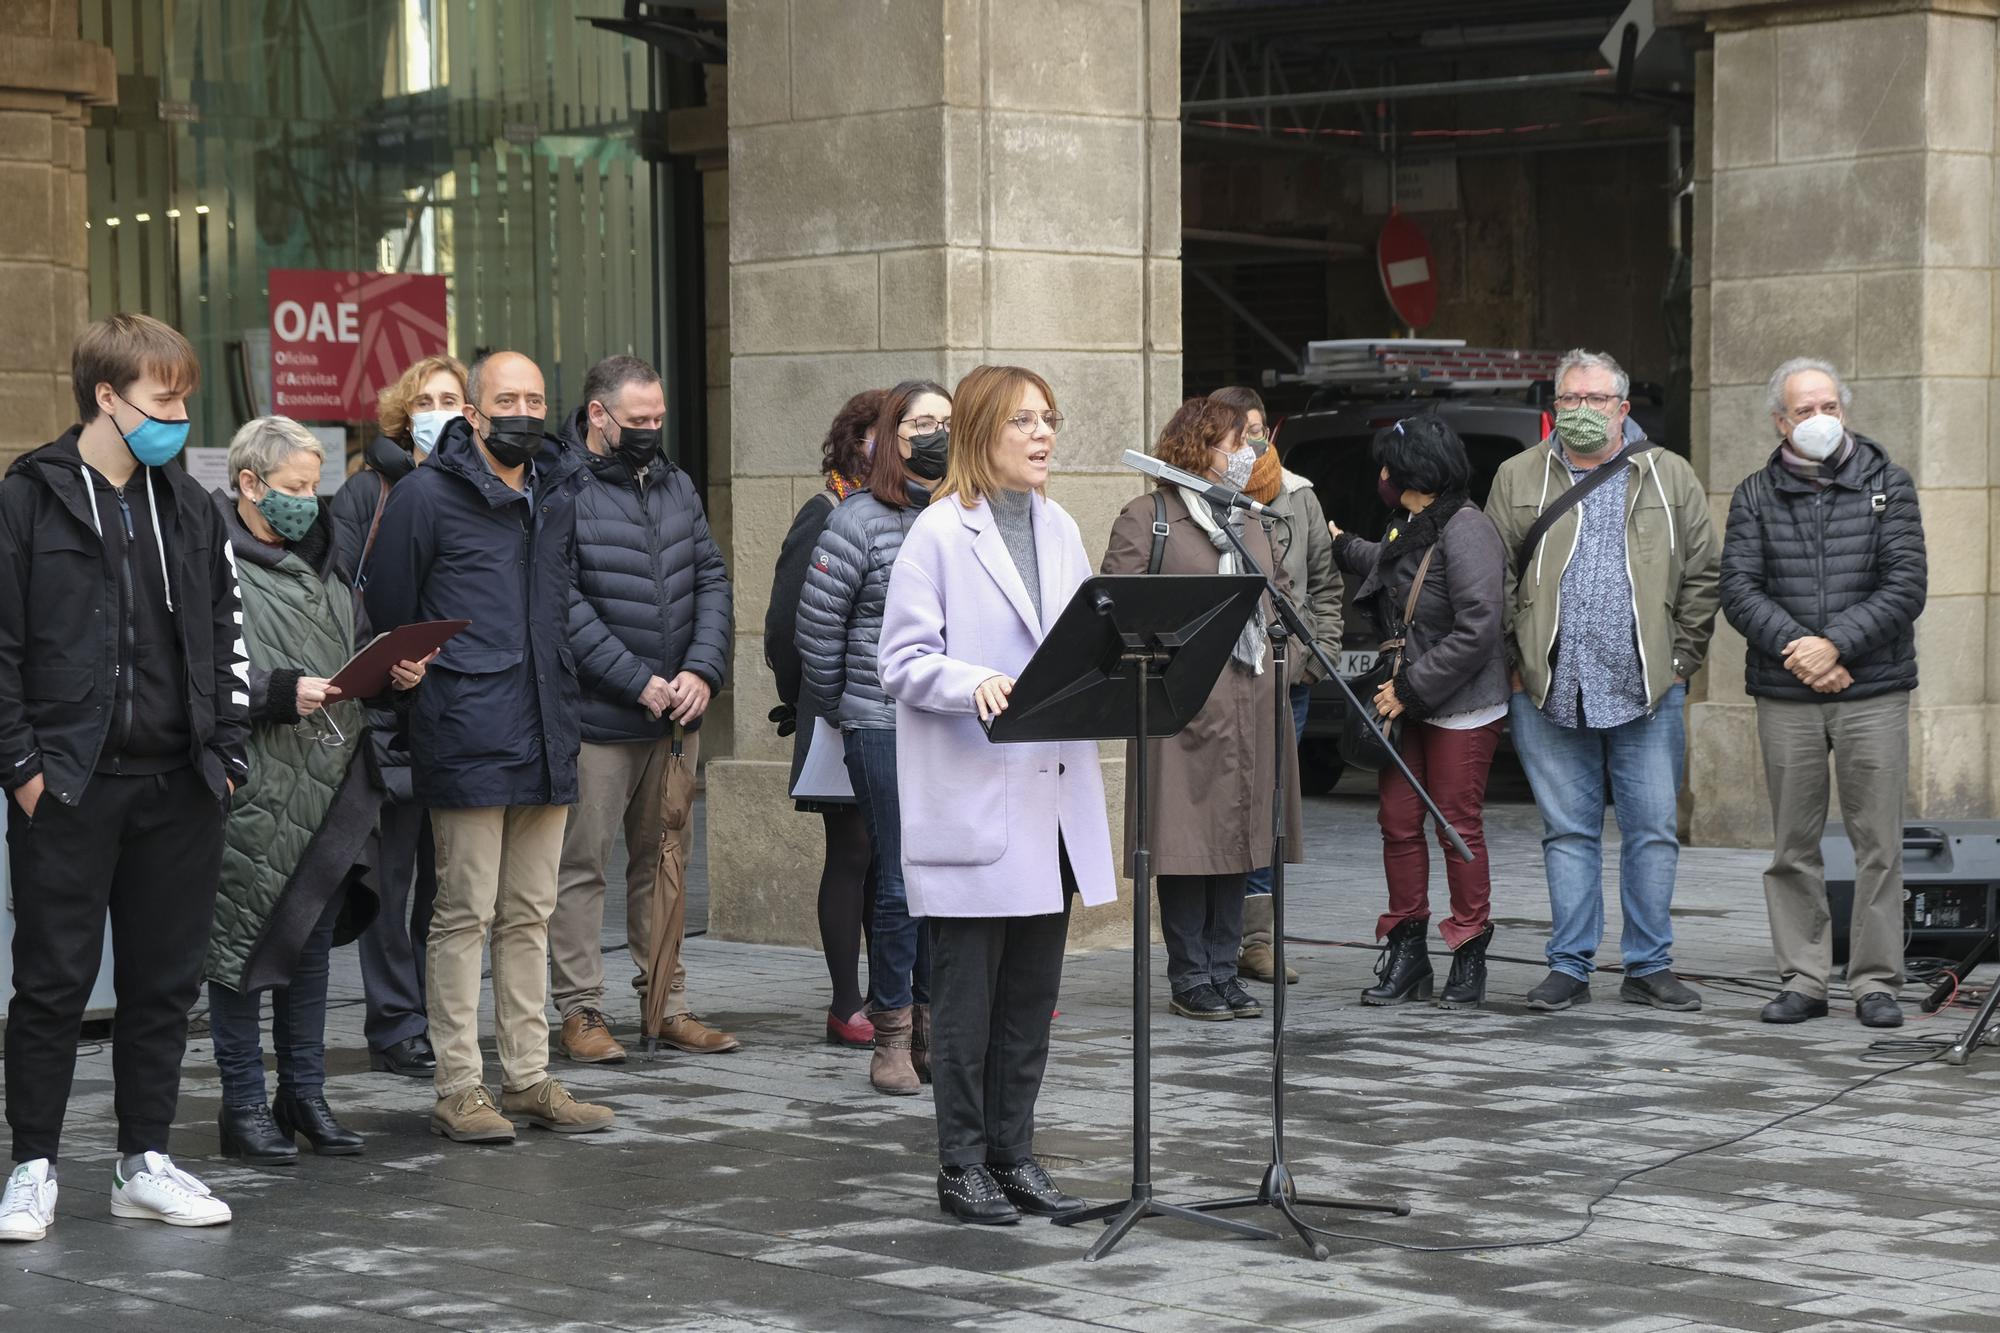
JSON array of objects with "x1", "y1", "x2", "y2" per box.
[
  {"x1": 363, "y1": 415, "x2": 585, "y2": 807},
  {"x1": 796, "y1": 485, "x2": 927, "y2": 730},
  {"x1": 1720, "y1": 434, "x2": 1926, "y2": 703},
  {"x1": 558, "y1": 409, "x2": 732, "y2": 743}
]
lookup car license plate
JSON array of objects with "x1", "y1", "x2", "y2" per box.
[{"x1": 1338, "y1": 650, "x2": 1378, "y2": 677}]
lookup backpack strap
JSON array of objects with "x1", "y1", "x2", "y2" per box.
[{"x1": 1146, "y1": 489, "x2": 1169, "y2": 575}]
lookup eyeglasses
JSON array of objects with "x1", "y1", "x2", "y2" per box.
[
  {"x1": 295, "y1": 710, "x2": 347, "y2": 750},
  {"x1": 901, "y1": 415, "x2": 951, "y2": 434},
  {"x1": 1004, "y1": 411, "x2": 1065, "y2": 435},
  {"x1": 1552, "y1": 392, "x2": 1621, "y2": 411}
]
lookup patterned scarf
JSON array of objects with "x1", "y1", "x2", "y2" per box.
[
  {"x1": 1178, "y1": 486, "x2": 1267, "y2": 675},
  {"x1": 1777, "y1": 436, "x2": 1854, "y2": 491},
  {"x1": 828, "y1": 470, "x2": 866, "y2": 501}
]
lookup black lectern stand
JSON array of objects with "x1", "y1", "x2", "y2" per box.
[{"x1": 988, "y1": 573, "x2": 1277, "y2": 1259}]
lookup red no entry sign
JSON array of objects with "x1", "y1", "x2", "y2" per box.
[
  {"x1": 269, "y1": 269, "x2": 449, "y2": 420},
  {"x1": 1376, "y1": 212, "x2": 1438, "y2": 331}
]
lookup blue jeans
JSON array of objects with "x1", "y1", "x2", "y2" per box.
[
  {"x1": 845, "y1": 727, "x2": 931, "y2": 1012},
  {"x1": 1508, "y1": 682, "x2": 1686, "y2": 982},
  {"x1": 208, "y1": 893, "x2": 342, "y2": 1108},
  {"x1": 1246, "y1": 683, "x2": 1313, "y2": 896}
]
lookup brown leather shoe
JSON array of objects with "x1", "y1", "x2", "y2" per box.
[
  {"x1": 869, "y1": 1006, "x2": 922, "y2": 1096},
  {"x1": 430, "y1": 1086, "x2": 516, "y2": 1144},
  {"x1": 500, "y1": 1077, "x2": 614, "y2": 1133},
  {"x1": 653, "y1": 1012, "x2": 741, "y2": 1054},
  {"x1": 559, "y1": 1008, "x2": 627, "y2": 1064},
  {"x1": 911, "y1": 1003, "x2": 932, "y2": 1084}
]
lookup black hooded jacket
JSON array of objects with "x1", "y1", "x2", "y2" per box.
[{"x1": 0, "y1": 427, "x2": 251, "y2": 806}]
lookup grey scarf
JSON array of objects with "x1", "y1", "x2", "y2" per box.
[{"x1": 1177, "y1": 486, "x2": 1266, "y2": 674}]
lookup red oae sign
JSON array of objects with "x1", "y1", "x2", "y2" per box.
[{"x1": 269, "y1": 269, "x2": 448, "y2": 420}]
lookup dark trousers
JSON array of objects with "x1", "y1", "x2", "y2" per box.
[
  {"x1": 358, "y1": 800, "x2": 435, "y2": 1051},
  {"x1": 208, "y1": 893, "x2": 342, "y2": 1107},
  {"x1": 1156, "y1": 872, "x2": 1248, "y2": 993},
  {"x1": 1378, "y1": 719, "x2": 1501, "y2": 949},
  {"x1": 6, "y1": 768, "x2": 224, "y2": 1162},
  {"x1": 844, "y1": 727, "x2": 930, "y2": 1012},
  {"x1": 928, "y1": 857, "x2": 1075, "y2": 1167}
]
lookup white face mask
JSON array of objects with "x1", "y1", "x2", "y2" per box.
[
  {"x1": 1788, "y1": 413, "x2": 1845, "y2": 462},
  {"x1": 410, "y1": 408, "x2": 456, "y2": 457},
  {"x1": 1220, "y1": 445, "x2": 1256, "y2": 489}
]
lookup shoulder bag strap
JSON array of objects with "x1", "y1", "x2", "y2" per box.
[
  {"x1": 350, "y1": 473, "x2": 391, "y2": 618},
  {"x1": 1147, "y1": 489, "x2": 1169, "y2": 575},
  {"x1": 1377, "y1": 544, "x2": 1437, "y2": 672},
  {"x1": 1513, "y1": 443, "x2": 1657, "y2": 582}
]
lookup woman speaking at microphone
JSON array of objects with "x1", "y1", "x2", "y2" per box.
[{"x1": 879, "y1": 364, "x2": 1118, "y2": 1225}]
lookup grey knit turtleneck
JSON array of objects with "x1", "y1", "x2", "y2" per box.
[{"x1": 988, "y1": 487, "x2": 1041, "y2": 620}]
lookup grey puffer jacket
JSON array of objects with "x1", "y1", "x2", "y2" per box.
[
  {"x1": 1720, "y1": 434, "x2": 1926, "y2": 703},
  {"x1": 797, "y1": 484, "x2": 927, "y2": 730},
  {"x1": 560, "y1": 409, "x2": 733, "y2": 743}
]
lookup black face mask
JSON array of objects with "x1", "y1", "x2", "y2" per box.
[
  {"x1": 905, "y1": 428, "x2": 950, "y2": 481},
  {"x1": 480, "y1": 415, "x2": 545, "y2": 468},
  {"x1": 611, "y1": 424, "x2": 662, "y2": 472}
]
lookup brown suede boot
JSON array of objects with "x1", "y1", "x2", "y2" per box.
[
  {"x1": 1237, "y1": 893, "x2": 1298, "y2": 985},
  {"x1": 558, "y1": 1008, "x2": 628, "y2": 1064},
  {"x1": 869, "y1": 1006, "x2": 922, "y2": 1096},
  {"x1": 911, "y1": 1003, "x2": 932, "y2": 1084}
]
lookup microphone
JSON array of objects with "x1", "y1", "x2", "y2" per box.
[{"x1": 1121, "y1": 449, "x2": 1271, "y2": 518}]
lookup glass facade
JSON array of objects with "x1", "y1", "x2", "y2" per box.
[{"x1": 81, "y1": 0, "x2": 669, "y2": 456}]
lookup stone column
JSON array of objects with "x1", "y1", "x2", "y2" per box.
[
  {"x1": 1679, "y1": 0, "x2": 1997, "y2": 844},
  {"x1": 0, "y1": 0, "x2": 114, "y2": 468},
  {"x1": 708, "y1": 0, "x2": 1179, "y2": 947}
]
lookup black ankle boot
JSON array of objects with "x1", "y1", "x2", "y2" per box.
[
  {"x1": 1437, "y1": 925, "x2": 1493, "y2": 1010},
  {"x1": 219, "y1": 1102, "x2": 299, "y2": 1164},
  {"x1": 273, "y1": 1091, "x2": 365, "y2": 1156},
  {"x1": 1359, "y1": 919, "x2": 1433, "y2": 1005}
]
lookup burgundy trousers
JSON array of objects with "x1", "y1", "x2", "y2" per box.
[{"x1": 1376, "y1": 718, "x2": 1501, "y2": 948}]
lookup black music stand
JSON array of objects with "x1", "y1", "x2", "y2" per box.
[{"x1": 987, "y1": 573, "x2": 1276, "y2": 1259}]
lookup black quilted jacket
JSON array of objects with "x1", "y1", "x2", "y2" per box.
[
  {"x1": 559, "y1": 409, "x2": 732, "y2": 743},
  {"x1": 796, "y1": 485, "x2": 926, "y2": 731},
  {"x1": 1719, "y1": 435, "x2": 1926, "y2": 702}
]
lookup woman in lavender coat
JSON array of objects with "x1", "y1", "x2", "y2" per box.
[{"x1": 879, "y1": 364, "x2": 1118, "y2": 1226}]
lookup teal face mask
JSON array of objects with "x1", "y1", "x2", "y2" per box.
[
  {"x1": 1554, "y1": 404, "x2": 1613, "y2": 455},
  {"x1": 114, "y1": 394, "x2": 192, "y2": 467},
  {"x1": 254, "y1": 481, "x2": 320, "y2": 542}
]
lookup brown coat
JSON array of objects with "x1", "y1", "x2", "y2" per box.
[{"x1": 1101, "y1": 488, "x2": 1305, "y2": 877}]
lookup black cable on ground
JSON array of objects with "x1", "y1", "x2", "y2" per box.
[{"x1": 1283, "y1": 1049, "x2": 1940, "y2": 1255}]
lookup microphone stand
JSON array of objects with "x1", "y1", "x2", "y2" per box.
[{"x1": 1186, "y1": 498, "x2": 1467, "y2": 1260}]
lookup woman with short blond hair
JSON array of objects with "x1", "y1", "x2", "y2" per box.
[{"x1": 880, "y1": 364, "x2": 1118, "y2": 1225}]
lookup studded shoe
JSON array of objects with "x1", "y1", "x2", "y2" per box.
[
  {"x1": 990, "y1": 1157, "x2": 1086, "y2": 1218},
  {"x1": 936, "y1": 1164, "x2": 1021, "y2": 1225}
]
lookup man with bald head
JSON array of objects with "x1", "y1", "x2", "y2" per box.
[
  {"x1": 1720, "y1": 358, "x2": 1927, "y2": 1030},
  {"x1": 366, "y1": 350, "x2": 614, "y2": 1141}
]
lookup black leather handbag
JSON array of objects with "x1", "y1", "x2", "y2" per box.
[{"x1": 1339, "y1": 544, "x2": 1435, "y2": 773}]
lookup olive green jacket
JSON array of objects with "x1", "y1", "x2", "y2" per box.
[{"x1": 1483, "y1": 439, "x2": 1720, "y2": 713}]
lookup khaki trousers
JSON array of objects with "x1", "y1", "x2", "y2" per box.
[
  {"x1": 427, "y1": 803, "x2": 570, "y2": 1097},
  {"x1": 549, "y1": 733, "x2": 698, "y2": 1021},
  {"x1": 1756, "y1": 692, "x2": 1910, "y2": 1001}
]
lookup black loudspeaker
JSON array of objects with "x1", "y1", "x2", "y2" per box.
[{"x1": 1824, "y1": 822, "x2": 2000, "y2": 965}]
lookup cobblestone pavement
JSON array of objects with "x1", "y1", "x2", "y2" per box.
[{"x1": 6, "y1": 774, "x2": 2000, "y2": 1331}]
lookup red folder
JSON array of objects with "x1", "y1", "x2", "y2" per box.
[{"x1": 327, "y1": 619, "x2": 471, "y2": 698}]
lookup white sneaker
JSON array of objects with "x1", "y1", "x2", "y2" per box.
[
  {"x1": 110, "y1": 1152, "x2": 232, "y2": 1227},
  {"x1": 0, "y1": 1159, "x2": 56, "y2": 1242}
]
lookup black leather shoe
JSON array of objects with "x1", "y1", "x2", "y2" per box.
[
  {"x1": 1759, "y1": 990, "x2": 1829, "y2": 1024},
  {"x1": 990, "y1": 1157, "x2": 1087, "y2": 1218},
  {"x1": 1524, "y1": 971, "x2": 1590, "y2": 1012},
  {"x1": 1856, "y1": 992, "x2": 1905, "y2": 1029},
  {"x1": 370, "y1": 1035, "x2": 437, "y2": 1077},
  {"x1": 1169, "y1": 983, "x2": 1232, "y2": 1021},
  {"x1": 1620, "y1": 970, "x2": 1703, "y2": 1012},
  {"x1": 273, "y1": 1092, "x2": 365, "y2": 1156},
  {"x1": 936, "y1": 1164, "x2": 1021, "y2": 1225},
  {"x1": 1218, "y1": 977, "x2": 1263, "y2": 1019},
  {"x1": 219, "y1": 1102, "x2": 299, "y2": 1165}
]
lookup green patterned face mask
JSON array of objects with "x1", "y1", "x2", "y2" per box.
[
  {"x1": 1554, "y1": 404, "x2": 1613, "y2": 455},
  {"x1": 254, "y1": 482, "x2": 320, "y2": 542}
]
